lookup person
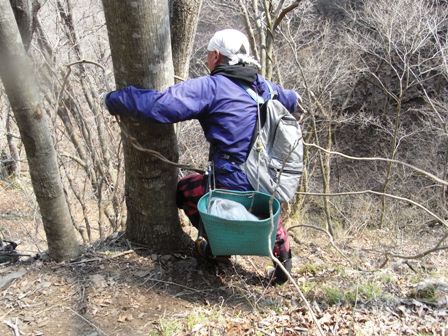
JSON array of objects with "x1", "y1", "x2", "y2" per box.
[{"x1": 103, "y1": 29, "x2": 301, "y2": 284}]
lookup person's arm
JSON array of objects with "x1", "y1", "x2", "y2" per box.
[{"x1": 104, "y1": 76, "x2": 215, "y2": 123}]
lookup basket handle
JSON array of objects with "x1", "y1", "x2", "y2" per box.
[{"x1": 206, "y1": 161, "x2": 215, "y2": 212}]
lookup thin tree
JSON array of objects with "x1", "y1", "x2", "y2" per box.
[
  {"x1": 0, "y1": 0, "x2": 79, "y2": 261},
  {"x1": 238, "y1": 0, "x2": 303, "y2": 80},
  {"x1": 170, "y1": 0, "x2": 203, "y2": 80}
]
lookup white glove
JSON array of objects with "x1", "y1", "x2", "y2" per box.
[
  {"x1": 294, "y1": 92, "x2": 304, "y2": 115},
  {"x1": 296, "y1": 91, "x2": 303, "y2": 104}
]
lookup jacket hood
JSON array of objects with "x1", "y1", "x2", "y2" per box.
[{"x1": 211, "y1": 64, "x2": 258, "y2": 85}]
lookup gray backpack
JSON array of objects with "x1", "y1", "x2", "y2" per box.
[{"x1": 240, "y1": 83, "x2": 303, "y2": 203}]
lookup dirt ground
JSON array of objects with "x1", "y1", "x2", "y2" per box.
[{"x1": 0, "y1": 182, "x2": 447, "y2": 335}]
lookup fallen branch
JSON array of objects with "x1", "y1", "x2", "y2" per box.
[
  {"x1": 0, "y1": 309, "x2": 14, "y2": 321},
  {"x1": 68, "y1": 250, "x2": 135, "y2": 265},
  {"x1": 270, "y1": 254, "x2": 325, "y2": 335},
  {"x1": 64, "y1": 306, "x2": 109, "y2": 336},
  {"x1": 267, "y1": 162, "x2": 324, "y2": 335},
  {"x1": 287, "y1": 224, "x2": 354, "y2": 267},
  {"x1": 96, "y1": 250, "x2": 135, "y2": 259},
  {"x1": 68, "y1": 257, "x2": 102, "y2": 265},
  {"x1": 0, "y1": 252, "x2": 31, "y2": 257},
  {"x1": 141, "y1": 277, "x2": 201, "y2": 293},
  {"x1": 3, "y1": 319, "x2": 20, "y2": 336}
]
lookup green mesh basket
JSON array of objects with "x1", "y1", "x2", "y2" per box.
[{"x1": 197, "y1": 189, "x2": 280, "y2": 256}]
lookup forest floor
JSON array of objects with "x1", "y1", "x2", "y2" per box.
[{"x1": 0, "y1": 181, "x2": 447, "y2": 335}]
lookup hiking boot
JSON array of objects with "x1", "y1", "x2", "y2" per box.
[
  {"x1": 194, "y1": 236, "x2": 214, "y2": 259},
  {"x1": 194, "y1": 237, "x2": 231, "y2": 264},
  {"x1": 271, "y1": 249, "x2": 292, "y2": 285}
]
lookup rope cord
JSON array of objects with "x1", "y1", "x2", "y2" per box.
[{"x1": 116, "y1": 116, "x2": 205, "y2": 173}]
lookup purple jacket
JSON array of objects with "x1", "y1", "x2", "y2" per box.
[{"x1": 105, "y1": 72, "x2": 299, "y2": 190}]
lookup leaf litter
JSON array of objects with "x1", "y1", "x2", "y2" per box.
[{"x1": 0, "y1": 188, "x2": 447, "y2": 335}]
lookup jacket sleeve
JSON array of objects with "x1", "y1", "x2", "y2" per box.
[
  {"x1": 104, "y1": 77, "x2": 215, "y2": 123},
  {"x1": 267, "y1": 80, "x2": 301, "y2": 115}
]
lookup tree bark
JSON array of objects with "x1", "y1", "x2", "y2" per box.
[
  {"x1": 5, "y1": 109, "x2": 20, "y2": 177},
  {"x1": 0, "y1": 0, "x2": 79, "y2": 261},
  {"x1": 8, "y1": 0, "x2": 40, "y2": 51},
  {"x1": 102, "y1": 0, "x2": 190, "y2": 251},
  {"x1": 169, "y1": 0, "x2": 202, "y2": 80}
]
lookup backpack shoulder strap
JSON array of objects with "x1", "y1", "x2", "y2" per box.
[
  {"x1": 236, "y1": 79, "x2": 277, "y2": 103},
  {"x1": 234, "y1": 82, "x2": 267, "y2": 158},
  {"x1": 265, "y1": 81, "x2": 280, "y2": 101},
  {"x1": 237, "y1": 82, "x2": 265, "y2": 104}
]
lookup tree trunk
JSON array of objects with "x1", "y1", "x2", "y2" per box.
[
  {"x1": 5, "y1": 109, "x2": 20, "y2": 177},
  {"x1": 102, "y1": 0, "x2": 190, "y2": 251},
  {"x1": 8, "y1": 0, "x2": 39, "y2": 51},
  {"x1": 0, "y1": 0, "x2": 79, "y2": 261},
  {"x1": 263, "y1": 0, "x2": 274, "y2": 80},
  {"x1": 169, "y1": 0, "x2": 202, "y2": 80}
]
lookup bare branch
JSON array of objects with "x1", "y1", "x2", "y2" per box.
[
  {"x1": 238, "y1": 0, "x2": 260, "y2": 61},
  {"x1": 303, "y1": 142, "x2": 448, "y2": 187},
  {"x1": 386, "y1": 233, "x2": 448, "y2": 259},
  {"x1": 273, "y1": 0, "x2": 301, "y2": 31},
  {"x1": 59, "y1": 152, "x2": 87, "y2": 169},
  {"x1": 363, "y1": 233, "x2": 448, "y2": 261},
  {"x1": 297, "y1": 190, "x2": 447, "y2": 228}
]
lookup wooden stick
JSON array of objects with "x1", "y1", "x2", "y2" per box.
[
  {"x1": 3, "y1": 319, "x2": 20, "y2": 336},
  {"x1": 64, "y1": 306, "x2": 109, "y2": 336}
]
